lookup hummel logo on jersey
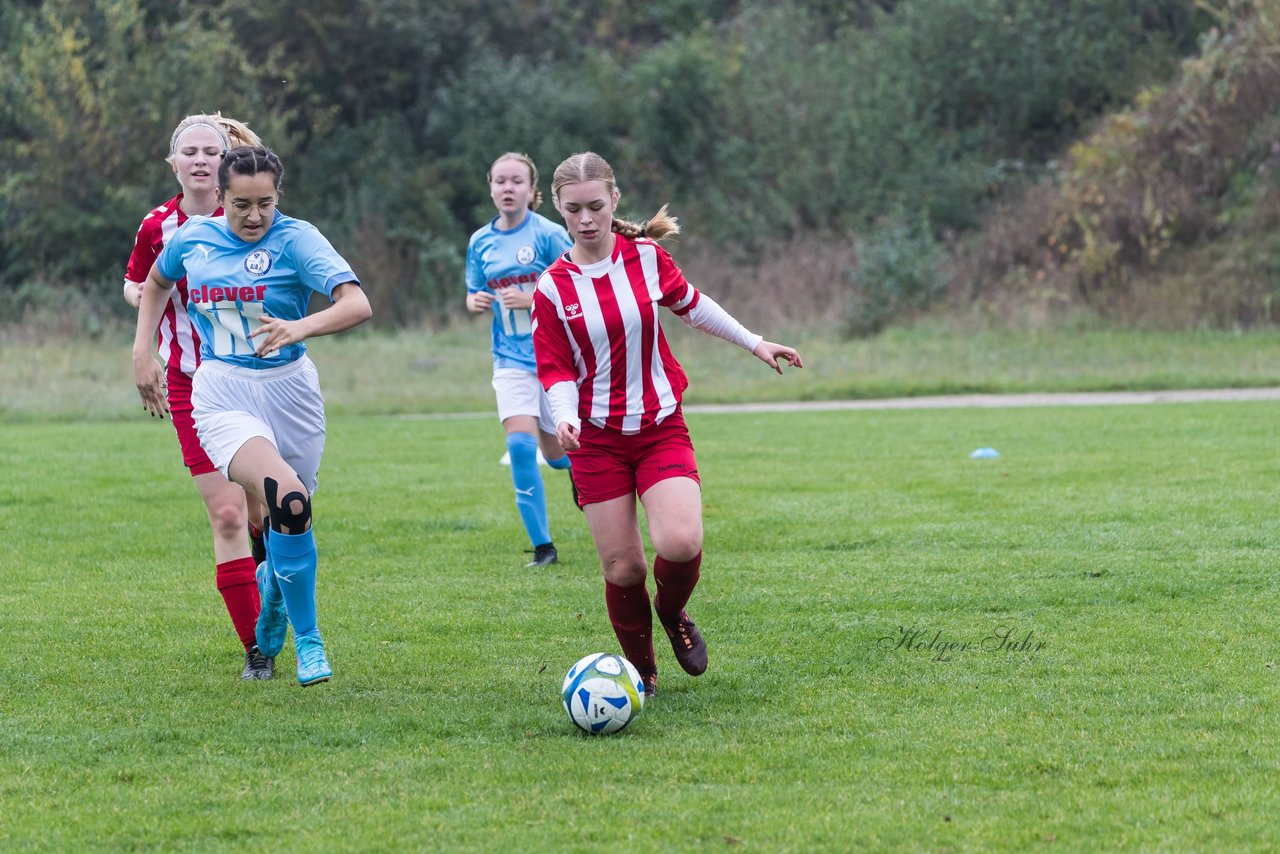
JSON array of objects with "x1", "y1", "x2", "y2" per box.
[{"x1": 565, "y1": 302, "x2": 582, "y2": 319}]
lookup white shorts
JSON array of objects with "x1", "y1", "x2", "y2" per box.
[
  {"x1": 192, "y1": 356, "x2": 327, "y2": 493},
  {"x1": 492, "y1": 367, "x2": 555, "y2": 434}
]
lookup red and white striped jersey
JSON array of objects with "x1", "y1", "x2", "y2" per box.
[
  {"x1": 533, "y1": 234, "x2": 698, "y2": 434},
  {"x1": 124, "y1": 193, "x2": 209, "y2": 375}
]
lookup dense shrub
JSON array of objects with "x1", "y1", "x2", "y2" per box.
[
  {"x1": 0, "y1": 0, "x2": 1209, "y2": 331},
  {"x1": 846, "y1": 212, "x2": 946, "y2": 336},
  {"x1": 950, "y1": 0, "x2": 1280, "y2": 327}
]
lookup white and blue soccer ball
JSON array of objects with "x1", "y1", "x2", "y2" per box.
[{"x1": 561, "y1": 653, "x2": 645, "y2": 735}]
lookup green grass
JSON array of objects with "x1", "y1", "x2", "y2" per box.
[
  {"x1": 8, "y1": 321, "x2": 1280, "y2": 421},
  {"x1": 3, "y1": 403, "x2": 1280, "y2": 851}
]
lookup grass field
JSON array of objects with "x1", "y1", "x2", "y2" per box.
[
  {"x1": 3, "y1": 399, "x2": 1280, "y2": 851},
  {"x1": 8, "y1": 321, "x2": 1280, "y2": 420}
]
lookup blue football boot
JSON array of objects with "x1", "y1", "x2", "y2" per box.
[
  {"x1": 255, "y1": 561, "x2": 289, "y2": 658},
  {"x1": 295, "y1": 634, "x2": 333, "y2": 686}
]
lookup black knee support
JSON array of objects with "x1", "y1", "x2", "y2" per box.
[{"x1": 264, "y1": 476, "x2": 312, "y2": 535}]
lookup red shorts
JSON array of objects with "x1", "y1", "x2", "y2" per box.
[
  {"x1": 569, "y1": 409, "x2": 700, "y2": 506},
  {"x1": 167, "y1": 366, "x2": 216, "y2": 477}
]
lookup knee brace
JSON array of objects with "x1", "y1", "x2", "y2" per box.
[{"x1": 265, "y1": 476, "x2": 312, "y2": 535}]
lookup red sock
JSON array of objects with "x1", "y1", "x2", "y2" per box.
[
  {"x1": 604, "y1": 580, "x2": 655, "y2": 675},
  {"x1": 653, "y1": 551, "x2": 702, "y2": 625},
  {"x1": 215, "y1": 557, "x2": 261, "y2": 651}
]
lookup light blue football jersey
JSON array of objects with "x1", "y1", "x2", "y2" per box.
[
  {"x1": 466, "y1": 211, "x2": 571, "y2": 371},
  {"x1": 157, "y1": 211, "x2": 359, "y2": 370}
]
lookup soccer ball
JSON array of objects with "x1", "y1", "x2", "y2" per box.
[{"x1": 561, "y1": 653, "x2": 645, "y2": 735}]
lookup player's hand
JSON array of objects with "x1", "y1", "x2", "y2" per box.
[
  {"x1": 250, "y1": 314, "x2": 305, "y2": 358},
  {"x1": 469, "y1": 292, "x2": 495, "y2": 312},
  {"x1": 752, "y1": 341, "x2": 803, "y2": 375},
  {"x1": 498, "y1": 289, "x2": 533, "y2": 311},
  {"x1": 556, "y1": 421, "x2": 581, "y2": 451},
  {"x1": 132, "y1": 352, "x2": 169, "y2": 418}
]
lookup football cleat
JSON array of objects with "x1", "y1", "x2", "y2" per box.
[
  {"x1": 526, "y1": 543, "x2": 558, "y2": 568},
  {"x1": 641, "y1": 671, "x2": 657, "y2": 697},
  {"x1": 254, "y1": 561, "x2": 289, "y2": 658},
  {"x1": 240, "y1": 644, "x2": 274, "y2": 680},
  {"x1": 661, "y1": 610, "x2": 708, "y2": 676},
  {"x1": 295, "y1": 634, "x2": 332, "y2": 686}
]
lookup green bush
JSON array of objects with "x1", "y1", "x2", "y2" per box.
[
  {"x1": 0, "y1": 0, "x2": 1210, "y2": 328},
  {"x1": 847, "y1": 212, "x2": 945, "y2": 336}
]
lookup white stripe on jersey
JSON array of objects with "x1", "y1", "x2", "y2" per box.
[
  {"x1": 608, "y1": 260, "x2": 646, "y2": 434},
  {"x1": 636, "y1": 242, "x2": 679, "y2": 427},
  {"x1": 564, "y1": 266, "x2": 611, "y2": 424},
  {"x1": 159, "y1": 212, "x2": 199, "y2": 374}
]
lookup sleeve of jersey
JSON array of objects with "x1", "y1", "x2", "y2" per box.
[
  {"x1": 654, "y1": 245, "x2": 699, "y2": 314},
  {"x1": 465, "y1": 234, "x2": 485, "y2": 294},
  {"x1": 652, "y1": 247, "x2": 763, "y2": 351},
  {"x1": 532, "y1": 283, "x2": 579, "y2": 392},
  {"x1": 124, "y1": 217, "x2": 158, "y2": 285},
  {"x1": 155, "y1": 225, "x2": 189, "y2": 282},
  {"x1": 545, "y1": 381, "x2": 580, "y2": 430},
  {"x1": 295, "y1": 225, "x2": 359, "y2": 297},
  {"x1": 679, "y1": 291, "x2": 765, "y2": 352},
  {"x1": 544, "y1": 224, "x2": 573, "y2": 262}
]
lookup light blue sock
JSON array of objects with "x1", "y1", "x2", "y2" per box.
[
  {"x1": 507, "y1": 432, "x2": 550, "y2": 547},
  {"x1": 268, "y1": 527, "x2": 320, "y2": 639},
  {"x1": 546, "y1": 453, "x2": 571, "y2": 471}
]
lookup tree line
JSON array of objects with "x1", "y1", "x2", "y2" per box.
[{"x1": 0, "y1": 0, "x2": 1209, "y2": 328}]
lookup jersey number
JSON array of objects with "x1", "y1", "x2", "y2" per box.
[
  {"x1": 204, "y1": 301, "x2": 269, "y2": 357},
  {"x1": 499, "y1": 304, "x2": 532, "y2": 337}
]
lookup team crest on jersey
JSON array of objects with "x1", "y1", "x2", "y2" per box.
[
  {"x1": 517, "y1": 244, "x2": 535, "y2": 265},
  {"x1": 243, "y1": 249, "x2": 273, "y2": 278}
]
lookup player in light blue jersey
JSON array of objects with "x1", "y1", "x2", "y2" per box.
[
  {"x1": 124, "y1": 113, "x2": 273, "y2": 682},
  {"x1": 466, "y1": 152, "x2": 576, "y2": 568},
  {"x1": 133, "y1": 146, "x2": 372, "y2": 686}
]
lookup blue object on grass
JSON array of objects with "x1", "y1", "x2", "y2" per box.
[{"x1": 970, "y1": 447, "x2": 1000, "y2": 459}]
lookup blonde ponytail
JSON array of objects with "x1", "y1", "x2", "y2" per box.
[{"x1": 612, "y1": 204, "x2": 680, "y2": 241}]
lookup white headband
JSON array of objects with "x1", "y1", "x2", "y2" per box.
[{"x1": 169, "y1": 121, "x2": 230, "y2": 156}]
